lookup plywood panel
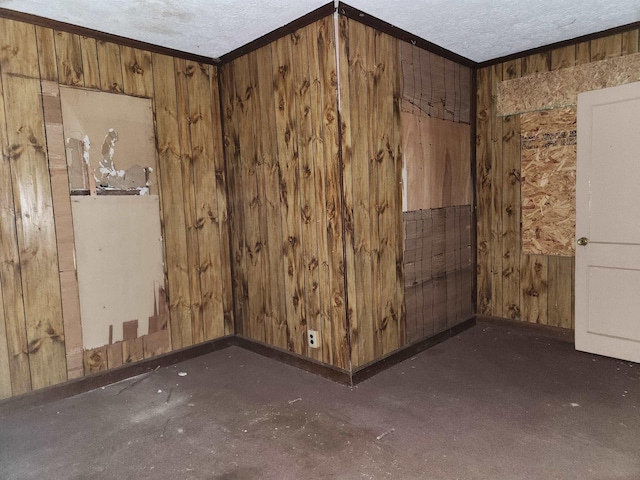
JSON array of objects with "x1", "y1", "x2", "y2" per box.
[
  {"x1": 402, "y1": 113, "x2": 472, "y2": 211},
  {"x1": 521, "y1": 108, "x2": 576, "y2": 256},
  {"x1": 71, "y1": 196, "x2": 165, "y2": 349},
  {"x1": 497, "y1": 53, "x2": 640, "y2": 115}
]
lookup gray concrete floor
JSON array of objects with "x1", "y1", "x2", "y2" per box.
[{"x1": 1, "y1": 320, "x2": 639, "y2": 480}]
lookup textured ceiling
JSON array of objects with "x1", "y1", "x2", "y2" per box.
[{"x1": 1, "y1": 0, "x2": 639, "y2": 63}]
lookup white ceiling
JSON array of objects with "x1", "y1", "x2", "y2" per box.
[{"x1": 1, "y1": 0, "x2": 639, "y2": 63}]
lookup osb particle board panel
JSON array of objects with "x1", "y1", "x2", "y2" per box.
[
  {"x1": 400, "y1": 41, "x2": 471, "y2": 124},
  {"x1": 498, "y1": 53, "x2": 640, "y2": 116},
  {"x1": 401, "y1": 111, "x2": 472, "y2": 211},
  {"x1": 521, "y1": 107, "x2": 576, "y2": 256},
  {"x1": 71, "y1": 195, "x2": 165, "y2": 349}
]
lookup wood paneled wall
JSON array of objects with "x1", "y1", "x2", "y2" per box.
[
  {"x1": 476, "y1": 28, "x2": 640, "y2": 328},
  {"x1": 0, "y1": 17, "x2": 231, "y2": 399},
  {"x1": 221, "y1": 16, "x2": 405, "y2": 371},
  {"x1": 338, "y1": 17, "x2": 404, "y2": 369},
  {"x1": 220, "y1": 17, "x2": 350, "y2": 370}
]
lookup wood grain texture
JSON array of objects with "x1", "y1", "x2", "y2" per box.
[
  {"x1": 54, "y1": 30, "x2": 83, "y2": 86},
  {"x1": 96, "y1": 41, "x2": 123, "y2": 93},
  {"x1": 316, "y1": 17, "x2": 348, "y2": 369},
  {"x1": 80, "y1": 36, "x2": 100, "y2": 89},
  {"x1": 272, "y1": 35, "x2": 306, "y2": 356},
  {"x1": 152, "y1": 53, "x2": 192, "y2": 349},
  {"x1": 175, "y1": 58, "x2": 203, "y2": 345},
  {"x1": 251, "y1": 44, "x2": 287, "y2": 348},
  {"x1": 475, "y1": 67, "x2": 491, "y2": 315},
  {"x1": 402, "y1": 113, "x2": 472, "y2": 211},
  {"x1": 0, "y1": 71, "x2": 32, "y2": 395},
  {"x1": 3, "y1": 74, "x2": 67, "y2": 390},
  {"x1": 35, "y1": 27, "x2": 58, "y2": 82},
  {"x1": 209, "y1": 67, "x2": 235, "y2": 337},
  {"x1": 475, "y1": 28, "x2": 633, "y2": 329},
  {"x1": 0, "y1": 18, "x2": 40, "y2": 78},
  {"x1": 187, "y1": 61, "x2": 226, "y2": 341},
  {"x1": 121, "y1": 46, "x2": 153, "y2": 97}
]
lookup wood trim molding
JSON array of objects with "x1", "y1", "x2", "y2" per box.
[
  {"x1": 218, "y1": 2, "x2": 336, "y2": 65},
  {"x1": 337, "y1": 2, "x2": 477, "y2": 69},
  {"x1": 0, "y1": 7, "x2": 217, "y2": 65}
]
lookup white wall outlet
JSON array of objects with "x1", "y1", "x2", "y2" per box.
[{"x1": 308, "y1": 329, "x2": 320, "y2": 349}]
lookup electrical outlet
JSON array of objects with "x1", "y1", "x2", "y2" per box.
[{"x1": 308, "y1": 329, "x2": 319, "y2": 348}]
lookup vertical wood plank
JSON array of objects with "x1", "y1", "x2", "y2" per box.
[
  {"x1": 152, "y1": 53, "x2": 192, "y2": 349},
  {"x1": 107, "y1": 342, "x2": 123, "y2": 369},
  {"x1": 475, "y1": 67, "x2": 492, "y2": 315},
  {"x1": 338, "y1": 15, "x2": 359, "y2": 368},
  {"x1": 35, "y1": 27, "x2": 58, "y2": 82},
  {"x1": 520, "y1": 254, "x2": 548, "y2": 324},
  {"x1": 248, "y1": 51, "x2": 271, "y2": 346},
  {"x1": 374, "y1": 30, "x2": 400, "y2": 355},
  {"x1": 521, "y1": 52, "x2": 549, "y2": 75},
  {"x1": 501, "y1": 59, "x2": 521, "y2": 320},
  {"x1": 121, "y1": 46, "x2": 154, "y2": 97},
  {"x1": 621, "y1": 29, "x2": 639, "y2": 55},
  {"x1": 0, "y1": 19, "x2": 40, "y2": 78},
  {"x1": 550, "y1": 45, "x2": 576, "y2": 70},
  {"x1": 0, "y1": 283, "x2": 12, "y2": 398},
  {"x1": 346, "y1": 20, "x2": 375, "y2": 366},
  {"x1": 575, "y1": 41, "x2": 591, "y2": 65},
  {"x1": 0, "y1": 74, "x2": 31, "y2": 395},
  {"x1": 317, "y1": 17, "x2": 348, "y2": 369},
  {"x1": 234, "y1": 53, "x2": 266, "y2": 344},
  {"x1": 96, "y1": 41, "x2": 123, "y2": 93},
  {"x1": 175, "y1": 58, "x2": 203, "y2": 345},
  {"x1": 4, "y1": 74, "x2": 68, "y2": 390},
  {"x1": 519, "y1": 55, "x2": 549, "y2": 325},
  {"x1": 547, "y1": 255, "x2": 573, "y2": 329},
  {"x1": 550, "y1": 45, "x2": 576, "y2": 71},
  {"x1": 54, "y1": 31, "x2": 83, "y2": 86},
  {"x1": 273, "y1": 35, "x2": 306, "y2": 356},
  {"x1": 220, "y1": 62, "x2": 248, "y2": 338},
  {"x1": 306, "y1": 21, "x2": 332, "y2": 363},
  {"x1": 253, "y1": 46, "x2": 288, "y2": 349},
  {"x1": 84, "y1": 346, "x2": 107, "y2": 374},
  {"x1": 187, "y1": 61, "x2": 226, "y2": 341},
  {"x1": 80, "y1": 36, "x2": 100, "y2": 89},
  {"x1": 490, "y1": 64, "x2": 504, "y2": 317},
  {"x1": 209, "y1": 67, "x2": 235, "y2": 337},
  {"x1": 590, "y1": 34, "x2": 622, "y2": 61},
  {"x1": 292, "y1": 26, "x2": 322, "y2": 361}
]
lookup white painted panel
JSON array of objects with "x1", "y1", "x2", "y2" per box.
[
  {"x1": 71, "y1": 195, "x2": 165, "y2": 349},
  {"x1": 576, "y1": 82, "x2": 640, "y2": 364}
]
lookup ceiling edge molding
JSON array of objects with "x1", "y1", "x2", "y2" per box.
[
  {"x1": 218, "y1": 2, "x2": 335, "y2": 65},
  {"x1": 0, "y1": 7, "x2": 218, "y2": 65},
  {"x1": 477, "y1": 20, "x2": 640, "y2": 68},
  {"x1": 337, "y1": 2, "x2": 477, "y2": 69}
]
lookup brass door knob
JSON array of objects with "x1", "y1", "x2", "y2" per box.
[{"x1": 577, "y1": 237, "x2": 589, "y2": 246}]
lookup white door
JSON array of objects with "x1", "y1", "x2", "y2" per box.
[{"x1": 576, "y1": 82, "x2": 640, "y2": 363}]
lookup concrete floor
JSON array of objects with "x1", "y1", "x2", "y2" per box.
[{"x1": 1, "y1": 319, "x2": 639, "y2": 480}]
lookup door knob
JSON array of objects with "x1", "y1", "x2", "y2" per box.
[{"x1": 577, "y1": 237, "x2": 589, "y2": 246}]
